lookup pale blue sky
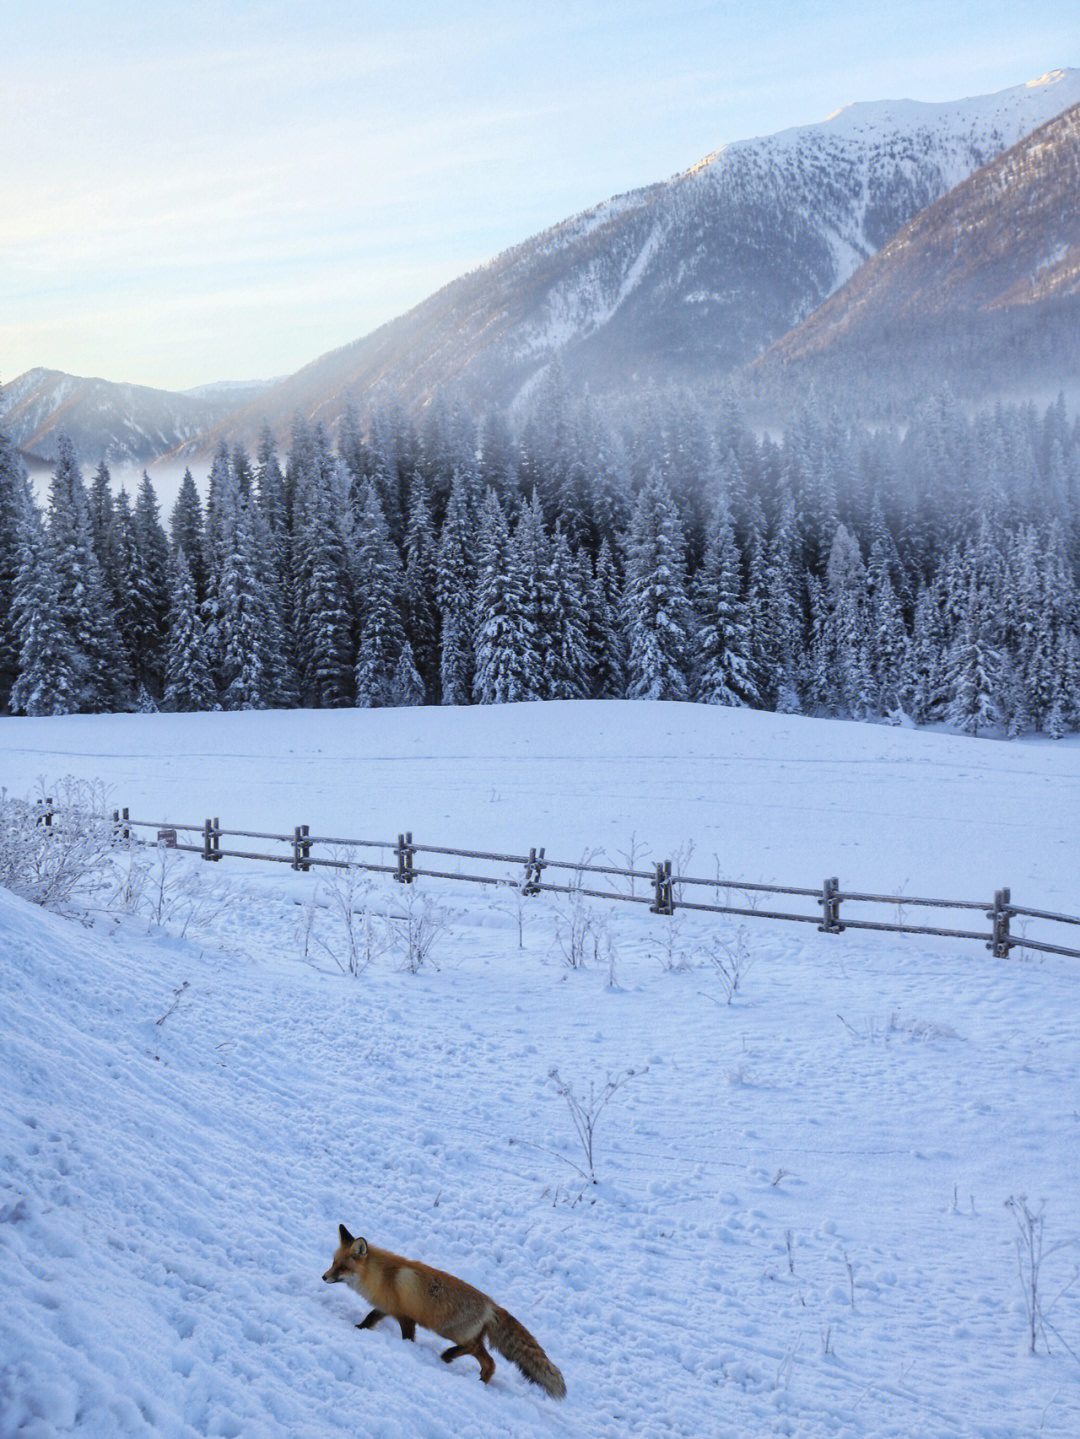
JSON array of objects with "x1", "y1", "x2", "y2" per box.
[{"x1": 3, "y1": 1, "x2": 1077, "y2": 391}]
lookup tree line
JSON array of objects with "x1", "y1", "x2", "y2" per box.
[{"x1": 1, "y1": 379, "x2": 1078, "y2": 737}]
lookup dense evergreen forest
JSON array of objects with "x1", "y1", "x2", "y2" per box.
[{"x1": 1, "y1": 380, "x2": 1079, "y2": 737}]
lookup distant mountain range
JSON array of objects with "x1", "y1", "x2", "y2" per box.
[
  {"x1": 5, "y1": 68, "x2": 1080, "y2": 466},
  {"x1": 0, "y1": 370, "x2": 272, "y2": 468},
  {"x1": 747, "y1": 101, "x2": 1080, "y2": 418}
]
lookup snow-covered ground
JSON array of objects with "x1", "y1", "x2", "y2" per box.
[{"x1": 2, "y1": 701, "x2": 1079, "y2": 1438}]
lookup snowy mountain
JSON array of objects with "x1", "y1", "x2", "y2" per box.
[
  {"x1": 195, "y1": 68, "x2": 1080, "y2": 450},
  {"x1": 747, "y1": 101, "x2": 1080, "y2": 417},
  {"x1": 0, "y1": 369, "x2": 271, "y2": 467}
]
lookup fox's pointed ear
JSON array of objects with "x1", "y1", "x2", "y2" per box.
[
  {"x1": 351, "y1": 1237, "x2": 368, "y2": 1258},
  {"x1": 338, "y1": 1224, "x2": 354, "y2": 1246}
]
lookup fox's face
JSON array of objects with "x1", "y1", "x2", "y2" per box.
[{"x1": 322, "y1": 1224, "x2": 368, "y2": 1283}]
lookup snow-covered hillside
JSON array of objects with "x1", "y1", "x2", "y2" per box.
[{"x1": 2, "y1": 702, "x2": 1079, "y2": 1438}]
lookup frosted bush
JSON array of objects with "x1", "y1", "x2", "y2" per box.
[{"x1": 0, "y1": 778, "x2": 116, "y2": 911}]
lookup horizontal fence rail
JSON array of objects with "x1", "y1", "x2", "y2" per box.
[{"x1": 36, "y1": 798, "x2": 1080, "y2": 961}]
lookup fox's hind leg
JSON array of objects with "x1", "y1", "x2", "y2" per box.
[{"x1": 441, "y1": 1337, "x2": 496, "y2": 1383}]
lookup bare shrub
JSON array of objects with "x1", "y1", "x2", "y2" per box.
[
  {"x1": 1005, "y1": 1195, "x2": 1080, "y2": 1356},
  {"x1": 704, "y1": 925, "x2": 755, "y2": 1002},
  {"x1": 550, "y1": 888, "x2": 609, "y2": 969},
  {"x1": 650, "y1": 911, "x2": 690, "y2": 973},
  {"x1": 114, "y1": 840, "x2": 234, "y2": 939},
  {"x1": 389, "y1": 884, "x2": 448, "y2": 973},
  {"x1": 0, "y1": 778, "x2": 116, "y2": 911},
  {"x1": 548, "y1": 1066, "x2": 644, "y2": 1185},
  {"x1": 317, "y1": 854, "x2": 388, "y2": 975}
]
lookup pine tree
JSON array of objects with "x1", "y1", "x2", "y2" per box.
[
  {"x1": 163, "y1": 546, "x2": 216, "y2": 711},
  {"x1": 9, "y1": 504, "x2": 80, "y2": 716},
  {"x1": 110, "y1": 489, "x2": 158, "y2": 690},
  {"x1": 472, "y1": 490, "x2": 528, "y2": 705},
  {"x1": 825, "y1": 524, "x2": 873, "y2": 719},
  {"x1": 203, "y1": 448, "x2": 289, "y2": 710},
  {"x1": 133, "y1": 472, "x2": 170, "y2": 695},
  {"x1": 946, "y1": 579, "x2": 1003, "y2": 735},
  {"x1": 170, "y1": 468, "x2": 205, "y2": 595},
  {"x1": 88, "y1": 461, "x2": 115, "y2": 569},
  {"x1": 435, "y1": 471, "x2": 476, "y2": 705},
  {"x1": 587, "y1": 540, "x2": 626, "y2": 698},
  {"x1": 290, "y1": 428, "x2": 354, "y2": 707},
  {"x1": 47, "y1": 436, "x2": 130, "y2": 710},
  {"x1": 694, "y1": 503, "x2": 758, "y2": 707},
  {"x1": 544, "y1": 525, "x2": 592, "y2": 700},
  {"x1": 622, "y1": 472, "x2": 692, "y2": 701},
  {"x1": 0, "y1": 426, "x2": 33, "y2": 711},
  {"x1": 403, "y1": 472, "x2": 439, "y2": 700},
  {"x1": 762, "y1": 488, "x2": 803, "y2": 713},
  {"x1": 353, "y1": 482, "x2": 407, "y2": 708},
  {"x1": 389, "y1": 639, "x2": 425, "y2": 707},
  {"x1": 509, "y1": 493, "x2": 551, "y2": 700}
]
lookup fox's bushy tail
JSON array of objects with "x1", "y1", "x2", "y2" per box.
[{"x1": 486, "y1": 1305, "x2": 566, "y2": 1399}]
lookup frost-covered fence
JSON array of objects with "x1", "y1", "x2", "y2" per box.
[{"x1": 96, "y1": 805, "x2": 1080, "y2": 962}]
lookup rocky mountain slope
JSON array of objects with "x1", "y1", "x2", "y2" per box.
[
  {"x1": 0, "y1": 369, "x2": 270, "y2": 468},
  {"x1": 747, "y1": 101, "x2": 1080, "y2": 417},
  {"x1": 8, "y1": 70, "x2": 1080, "y2": 465},
  {"x1": 195, "y1": 68, "x2": 1080, "y2": 451}
]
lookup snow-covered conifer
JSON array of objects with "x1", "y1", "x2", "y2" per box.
[{"x1": 622, "y1": 471, "x2": 692, "y2": 701}]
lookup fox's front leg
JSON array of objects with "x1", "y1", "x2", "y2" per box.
[{"x1": 356, "y1": 1309, "x2": 415, "y2": 1341}]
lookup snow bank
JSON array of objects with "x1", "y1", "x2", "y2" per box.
[{"x1": 2, "y1": 703, "x2": 1079, "y2": 1436}]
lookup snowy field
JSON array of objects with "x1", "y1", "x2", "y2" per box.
[{"x1": 2, "y1": 701, "x2": 1080, "y2": 1438}]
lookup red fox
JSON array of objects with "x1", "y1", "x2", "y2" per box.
[{"x1": 322, "y1": 1226, "x2": 566, "y2": 1399}]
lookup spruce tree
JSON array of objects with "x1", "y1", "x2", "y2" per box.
[
  {"x1": 622, "y1": 471, "x2": 692, "y2": 701},
  {"x1": 163, "y1": 546, "x2": 216, "y2": 711},
  {"x1": 544, "y1": 525, "x2": 592, "y2": 701},
  {"x1": 0, "y1": 426, "x2": 32, "y2": 710},
  {"x1": 435, "y1": 471, "x2": 476, "y2": 705},
  {"x1": 403, "y1": 472, "x2": 439, "y2": 700},
  {"x1": 588, "y1": 540, "x2": 626, "y2": 699},
  {"x1": 946, "y1": 578, "x2": 1003, "y2": 736},
  {"x1": 133, "y1": 472, "x2": 169, "y2": 695},
  {"x1": 353, "y1": 482, "x2": 407, "y2": 708},
  {"x1": 472, "y1": 490, "x2": 527, "y2": 705},
  {"x1": 509, "y1": 493, "x2": 551, "y2": 700},
  {"x1": 290, "y1": 430, "x2": 354, "y2": 707},
  {"x1": 694, "y1": 503, "x2": 758, "y2": 707},
  {"x1": 389, "y1": 639, "x2": 425, "y2": 707},
  {"x1": 47, "y1": 436, "x2": 130, "y2": 710},
  {"x1": 9, "y1": 505, "x2": 80, "y2": 716},
  {"x1": 170, "y1": 468, "x2": 205, "y2": 595}
]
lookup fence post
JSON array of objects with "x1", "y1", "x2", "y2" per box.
[
  {"x1": 818, "y1": 876, "x2": 844, "y2": 934},
  {"x1": 988, "y1": 887, "x2": 1013, "y2": 957},
  {"x1": 37, "y1": 796, "x2": 54, "y2": 830},
  {"x1": 522, "y1": 846, "x2": 546, "y2": 896},
  {"x1": 111, "y1": 806, "x2": 130, "y2": 844},
  {"x1": 203, "y1": 817, "x2": 220, "y2": 862},
  {"x1": 395, "y1": 832, "x2": 414, "y2": 884},
  {"x1": 650, "y1": 860, "x2": 675, "y2": 915},
  {"x1": 292, "y1": 824, "x2": 311, "y2": 872}
]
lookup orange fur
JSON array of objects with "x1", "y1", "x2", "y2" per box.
[{"x1": 322, "y1": 1226, "x2": 566, "y2": 1398}]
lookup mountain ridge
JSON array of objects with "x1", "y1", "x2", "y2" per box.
[
  {"x1": 6, "y1": 68, "x2": 1080, "y2": 465},
  {"x1": 745, "y1": 99, "x2": 1080, "y2": 417}
]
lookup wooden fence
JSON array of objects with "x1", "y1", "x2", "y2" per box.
[{"x1": 63, "y1": 798, "x2": 1080, "y2": 963}]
